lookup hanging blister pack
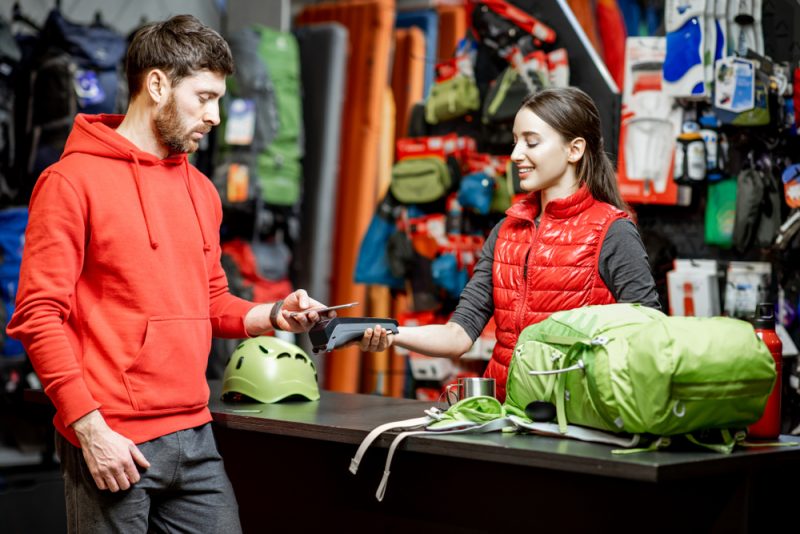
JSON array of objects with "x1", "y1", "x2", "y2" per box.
[
  {"x1": 674, "y1": 120, "x2": 707, "y2": 183},
  {"x1": 663, "y1": 0, "x2": 708, "y2": 97},
  {"x1": 782, "y1": 163, "x2": 800, "y2": 208},
  {"x1": 728, "y1": 0, "x2": 763, "y2": 56},
  {"x1": 714, "y1": 56, "x2": 771, "y2": 126}
]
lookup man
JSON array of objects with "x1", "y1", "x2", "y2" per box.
[{"x1": 7, "y1": 15, "x2": 323, "y2": 533}]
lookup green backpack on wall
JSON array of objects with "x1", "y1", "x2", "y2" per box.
[
  {"x1": 216, "y1": 25, "x2": 304, "y2": 207},
  {"x1": 505, "y1": 304, "x2": 775, "y2": 438}
]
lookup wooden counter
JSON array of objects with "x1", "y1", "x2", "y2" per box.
[{"x1": 209, "y1": 383, "x2": 800, "y2": 533}]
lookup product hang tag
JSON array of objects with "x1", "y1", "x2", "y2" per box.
[
  {"x1": 714, "y1": 58, "x2": 755, "y2": 113},
  {"x1": 782, "y1": 163, "x2": 800, "y2": 208},
  {"x1": 226, "y1": 163, "x2": 250, "y2": 203},
  {"x1": 73, "y1": 69, "x2": 106, "y2": 107},
  {"x1": 225, "y1": 98, "x2": 256, "y2": 146}
]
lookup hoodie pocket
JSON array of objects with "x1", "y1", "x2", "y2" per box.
[{"x1": 123, "y1": 316, "x2": 211, "y2": 412}]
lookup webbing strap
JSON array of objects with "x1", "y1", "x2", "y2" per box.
[
  {"x1": 487, "y1": 69, "x2": 517, "y2": 118},
  {"x1": 376, "y1": 417, "x2": 514, "y2": 501},
  {"x1": 539, "y1": 334, "x2": 591, "y2": 346},
  {"x1": 739, "y1": 440, "x2": 800, "y2": 448},
  {"x1": 508, "y1": 415, "x2": 641, "y2": 448},
  {"x1": 349, "y1": 416, "x2": 432, "y2": 475},
  {"x1": 685, "y1": 429, "x2": 740, "y2": 455},
  {"x1": 612, "y1": 436, "x2": 671, "y2": 455}
]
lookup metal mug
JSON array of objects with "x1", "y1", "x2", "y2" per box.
[{"x1": 445, "y1": 377, "x2": 496, "y2": 405}]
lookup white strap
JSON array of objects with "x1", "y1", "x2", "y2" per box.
[
  {"x1": 349, "y1": 416, "x2": 432, "y2": 475},
  {"x1": 508, "y1": 415, "x2": 641, "y2": 448},
  {"x1": 376, "y1": 417, "x2": 514, "y2": 501}
]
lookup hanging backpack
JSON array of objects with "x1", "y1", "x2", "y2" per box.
[
  {"x1": 424, "y1": 74, "x2": 480, "y2": 124},
  {"x1": 504, "y1": 303, "x2": 776, "y2": 445},
  {"x1": 354, "y1": 192, "x2": 405, "y2": 289},
  {"x1": 390, "y1": 156, "x2": 452, "y2": 204},
  {"x1": 733, "y1": 168, "x2": 782, "y2": 252},
  {"x1": 0, "y1": 18, "x2": 21, "y2": 206},
  {"x1": 24, "y1": 9, "x2": 126, "y2": 178},
  {"x1": 0, "y1": 207, "x2": 27, "y2": 357},
  {"x1": 217, "y1": 26, "x2": 304, "y2": 208},
  {"x1": 705, "y1": 177, "x2": 737, "y2": 247},
  {"x1": 481, "y1": 65, "x2": 543, "y2": 126}
]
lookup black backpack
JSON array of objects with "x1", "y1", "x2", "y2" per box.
[
  {"x1": 0, "y1": 18, "x2": 21, "y2": 206},
  {"x1": 23, "y1": 9, "x2": 126, "y2": 179},
  {"x1": 733, "y1": 167, "x2": 782, "y2": 252}
]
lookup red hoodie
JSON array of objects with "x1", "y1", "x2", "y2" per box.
[{"x1": 7, "y1": 114, "x2": 256, "y2": 446}]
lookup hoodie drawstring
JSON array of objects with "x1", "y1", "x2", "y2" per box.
[
  {"x1": 129, "y1": 152, "x2": 159, "y2": 249},
  {"x1": 128, "y1": 154, "x2": 211, "y2": 253},
  {"x1": 183, "y1": 158, "x2": 212, "y2": 252}
]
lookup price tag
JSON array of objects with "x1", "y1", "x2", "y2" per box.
[
  {"x1": 225, "y1": 98, "x2": 256, "y2": 145},
  {"x1": 73, "y1": 69, "x2": 106, "y2": 107},
  {"x1": 226, "y1": 163, "x2": 249, "y2": 202},
  {"x1": 714, "y1": 57, "x2": 755, "y2": 113}
]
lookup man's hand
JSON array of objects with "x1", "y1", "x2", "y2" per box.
[
  {"x1": 71, "y1": 410, "x2": 150, "y2": 492},
  {"x1": 245, "y1": 290, "x2": 330, "y2": 335}
]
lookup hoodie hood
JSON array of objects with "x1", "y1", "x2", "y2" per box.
[
  {"x1": 64, "y1": 114, "x2": 211, "y2": 251},
  {"x1": 63, "y1": 114, "x2": 186, "y2": 165}
]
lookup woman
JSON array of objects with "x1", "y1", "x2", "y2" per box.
[{"x1": 361, "y1": 87, "x2": 660, "y2": 401}]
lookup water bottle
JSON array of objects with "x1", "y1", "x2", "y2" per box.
[{"x1": 748, "y1": 303, "x2": 783, "y2": 439}]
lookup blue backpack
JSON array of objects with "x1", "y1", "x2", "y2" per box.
[{"x1": 25, "y1": 9, "x2": 126, "y2": 177}]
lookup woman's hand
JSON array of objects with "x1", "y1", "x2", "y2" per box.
[{"x1": 359, "y1": 324, "x2": 394, "y2": 352}]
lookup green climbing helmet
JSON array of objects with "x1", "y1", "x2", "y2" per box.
[{"x1": 221, "y1": 336, "x2": 320, "y2": 403}]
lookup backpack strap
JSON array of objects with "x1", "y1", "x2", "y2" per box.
[
  {"x1": 612, "y1": 436, "x2": 672, "y2": 455},
  {"x1": 375, "y1": 417, "x2": 513, "y2": 501},
  {"x1": 349, "y1": 415, "x2": 434, "y2": 475},
  {"x1": 508, "y1": 415, "x2": 641, "y2": 448}
]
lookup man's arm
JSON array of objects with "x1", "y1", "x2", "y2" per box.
[
  {"x1": 7, "y1": 171, "x2": 149, "y2": 492},
  {"x1": 7, "y1": 171, "x2": 99, "y2": 426}
]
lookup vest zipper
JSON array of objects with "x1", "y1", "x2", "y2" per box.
[{"x1": 514, "y1": 221, "x2": 536, "y2": 329}]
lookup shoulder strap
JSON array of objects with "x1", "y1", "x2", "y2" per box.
[
  {"x1": 349, "y1": 415, "x2": 433, "y2": 475},
  {"x1": 375, "y1": 417, "x2": 513, "y2": 501},
  {"x1": 508, "y1": 415, "x2": 641, "y2": 448}
]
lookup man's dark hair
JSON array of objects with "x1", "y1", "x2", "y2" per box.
[{"x1": 126, "y1": 14, "x2": 234, "y2": 97}]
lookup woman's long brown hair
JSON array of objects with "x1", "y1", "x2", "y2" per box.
[{"x1": 521, "y1": 87, "x2": 632, "y2": 216}]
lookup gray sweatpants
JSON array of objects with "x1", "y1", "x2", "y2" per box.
[{"x1": 56, "y1": 424, "x2": 242, "y2": 534}]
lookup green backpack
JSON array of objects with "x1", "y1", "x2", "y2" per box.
[
  {"x1": 505, "y1": 304, "x2": 776, "y2": 439},
  {"x1": 390, "y1": 156, "x2": 452, "y2": 204},
  {"x1": 425, "y1": 75, "x2": 480, "y2": 125},
  {"x1": 217, "y1": 26, "x2": 304, "y2": 207}
]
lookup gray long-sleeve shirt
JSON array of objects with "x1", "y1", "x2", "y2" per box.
[{"x1": 450, "y1": 218, "x2": 661, "y2": 341}]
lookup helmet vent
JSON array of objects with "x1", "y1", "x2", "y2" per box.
[
  {"x1": 276, "y1": 352, "x2": 291, "y2": 359},
  {"x1": 295, "y1": 353, "x2": 307, "y2": 362},
  {"x1": 258, "y1": 345, "x2": 270, "y2": 354},
  {"x1": 235, "y1": 356, "x2": 245, "y2": 370}
]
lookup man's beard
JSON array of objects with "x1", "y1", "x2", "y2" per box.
[{"x1": 154, "y1": 94, "x2": 208, "y2": 154}]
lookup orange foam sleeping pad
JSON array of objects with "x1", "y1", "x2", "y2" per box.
[{"x1": 296, "y1": 0, "x2": 396, "y2": 393}]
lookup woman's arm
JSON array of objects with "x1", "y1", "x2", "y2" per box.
[
  {"x1": 598, "y1": 219, "x2": 661, "y2": 309},
  {"x1": 359, "y1": 220, "x2": 504, "y2": 359},
  {"x1": 361, "y1": 322, "x2": 474, "y2": 360}
]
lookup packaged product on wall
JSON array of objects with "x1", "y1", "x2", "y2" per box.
[
  {"x1": 617, "y1": 37, "x2": 685, "y2": 205},
  {"x1": 663, "y1": 0, "x2": 708, "y2": 98},
  {"x1": 666, "y1": 259, "x2": 721, "y2": 316},
  {"x1": 781, "y1": 163, "x2": 800, "y2": 208},
  {"x1": 723, "y1": 261, "x2": 771, "y2": 319}
]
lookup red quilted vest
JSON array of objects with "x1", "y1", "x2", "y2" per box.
[{"x1": 485, "y1": 186, "x2": 627, "y2": 401}]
